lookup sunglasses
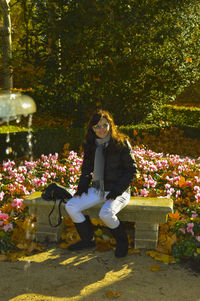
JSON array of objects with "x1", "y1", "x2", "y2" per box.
[{"x1": 93, "y1": 123, "x2": 109, "y2": 130}]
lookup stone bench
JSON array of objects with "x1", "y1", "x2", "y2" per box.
[{"x1": 24, "y1": 192, "x2": 173, "y2": 249}]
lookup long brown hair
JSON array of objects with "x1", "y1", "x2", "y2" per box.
[{"x1": 83, "y1": 110, "x2": 128, "y2": 154}]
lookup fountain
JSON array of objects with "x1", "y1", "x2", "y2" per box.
[
  {"x1": 0, "y1": 91, "x2": 37, "y2": 160},
  {"x1": 0, "y1": 91, "x2": 36, "y2": 122}
]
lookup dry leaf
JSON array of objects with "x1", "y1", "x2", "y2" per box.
[
  {"x1": 60, "y1": 242, "x2": 69, "y2": 249},
  {"x1": 186, "y1": 57, "x2": 192, "y2": 63},
  {"x1": 64, "y1": 217, "x2": 74, "y2": 227},
  {"x1": 91, "y1": 218, "x2": 105, "y2": 226},
  {"x1": 150, "y1": 264, "x2": 161, "y2": 271},
  {"x1": 146, "y1": 250, "x2": 175, "y2": 264},
  {"x1": 9, "y1": 251, "x2": 26, "y2": 262},
  {"x1": 128, "y1": 249, "x2": 141, "y2": 254},
  {"x1": 105, "y1": 291, "x2": 121, "y2": 298},
  {"x1": 168, "y1": 210, "x2": 181, "y2": 221},
  {"x1": 94, "y1": 228, "x2": 103, "y2": 237},
  {"x1": 0, "y1": 254, "x2": 7, "y2": 262},
  {"x1": 178, "y1": 176, "x2": 186, "y2": 187},
  {"x1": 109, "y1": 238, "x2": 116, "y2": 246},
  {"x1": 17, "y1": 243, "x2": 28, "y2": 250},
  {"x1": 96, "y1": 241, "x2": 111, "y2": 252}
]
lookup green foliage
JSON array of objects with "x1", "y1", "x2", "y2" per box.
[
  {"x1": 119, "y1": 123, "x2": 161, "y2": 138},
  {"x1": 7, "y1": 0, "x2": 200, "y2": 126},
  {"x1": 146, "y1": 104, "x2": 200, "y2": 127},
  {"x1": 172, "y1": 238, "x2": 200, "y2": 261},
  {"x1": 0, "y1": 230, "x2": 15, "y2": 254}
]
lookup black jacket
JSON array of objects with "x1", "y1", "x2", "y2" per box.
[{"x1": 76, "y1": 139, "x2": 137, "y2": 199}]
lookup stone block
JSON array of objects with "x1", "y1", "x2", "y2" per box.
[
  {"x1": 135, "y1": 239, "x2": 158, "y2": 249},
  {"x1": 36, "y1": 231, "x2": 60, "y2": 243}
]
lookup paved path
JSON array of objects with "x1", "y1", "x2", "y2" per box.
[{"x1": 0, "y1": 248, "x2": 200, "y2": 301}]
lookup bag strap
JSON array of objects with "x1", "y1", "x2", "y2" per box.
[{"x1": 48, "y1": 198, "x2": 65, "y2": 227}]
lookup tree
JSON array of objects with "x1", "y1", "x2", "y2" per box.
[
  {"x1": 0, "y1": 0, "x2": 13, "y2": 89},
  {"x1": 6, "y1": 0, "x2": 200, "y2": 125}
]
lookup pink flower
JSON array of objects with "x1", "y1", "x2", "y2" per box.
[
  {"x1": 187, "y1": 223, "x2": 194, "y2": 236},
  {"x1": 43, "y1": 162, "x2": 51, "y2": 168},
  {"x1": 191, "y1": 211, "x2": 198, "y2": 218},
  {"x1": 18, "y1": 166, "x2": 27, "y2": 174},
  {"x1": 165, "y1": 184, "x2": 171, "y2": 189},
  {"x1": 41, "y1": 154, "x2": 48, "y2": 162},
  {"x1": 195, "y1": 193, "x2": 200, "y2": 202},
  {"x1": 140, "y1": 188, "x2": 149, "y2": 197},
  {"x1": 50, "y1": 172, "x2": 56, "y2": 179},
  {"x1": 40, "y1": 177, "x2": 47, "y2": 185},
  {"x1": 176, "y1": 190, "x2": 181, "y2": 197},
  {"x1": 194, "y1": 186, "x2": 200, "y2": 192},
  {"x1": 0, "y1": 191, "x2": 4, "y2": 201},
  {"x1": 196, "y1": 236, "x2": 200, "y2": 242},
  {"x1": 12, "y1": 198, "x2": 23, "y2": 208},
  {"x1": 32, "y1": 178, "x2": 42, "y2": 187},
  {"x1": 179, "y1": 228, "x2": 186, "y2": 234},
  {"x1": 194, "y1": 176, "x2": 200, "y2": 183},
  {"x1": 3, "y1": 223, "x2": 13, "y2": 232},
  {"x1": 0, "y1": 212, "x2": 9, "y2": 220}
]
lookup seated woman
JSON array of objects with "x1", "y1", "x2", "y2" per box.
[{"x1": 65, "y1": 110, "x2": 137, "y2": 257}]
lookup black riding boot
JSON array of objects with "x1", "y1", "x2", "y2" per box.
[
  {"x1": 68, "y1": 215, "x2": 95, "y2": 251},
  {"x1": 110, "y1": 222, "x2": 128, "y2": 257}
]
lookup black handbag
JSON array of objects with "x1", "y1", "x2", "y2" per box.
[{"x1": 42, "y1": 183, "x2": 72, "y2": 227}]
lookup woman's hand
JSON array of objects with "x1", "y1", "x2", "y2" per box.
[{"x1": 73, "y1": 191, "x2": 88, "y2": 198}]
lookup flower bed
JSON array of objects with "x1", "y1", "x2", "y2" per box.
[{"x1": 0, "y1": 148, "x2": 199, "y2": 263}]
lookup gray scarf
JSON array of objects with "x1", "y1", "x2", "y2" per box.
[{"x1": 93, "y1": 133, "x2": 111, "y2": 198}]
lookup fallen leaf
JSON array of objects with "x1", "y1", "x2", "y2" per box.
[
  {"x1": 64, "y1": 217, "x2": 74, "y2": 227},
  {"x1": 9, "y1": 251, "x2": 26, "y2": 262},
  {"x1": 0, "y1": 254, "x2": 7, "y2": 261},
  {"x1": 128, "y1": 249, "x2": 141, "y2": 254},
  {"x1": 150, "y1": 264, "x2": 161, "y2": 271},
  {"x1": 186, "y1": 57, "x2": 192, "y2": 63},
  {"x1": 94, "y1": 228, "x2": 103, "y2": 237},
  {"x1": 91, "y1": 218, "x2": 105, "y2": 226},
  {"x1": 96, "y1": 240, "x2": 111, "y2": 252},
  {"x1": 146, "y1": 250, "x2": 176, "y2": 264},
  {"x1": 168, "y1": 210, "x2": 181, "y2": 221},
  {"x1": 178, "y1": 176, "x2": 186, "y2": 187},
  {"x1": 17, "y1": 243, "x2": 28, "y2": 250},
  {"x1": 105, "y1": 291, "x2": 121, "y2": 298},
  {"x1": 60, "y1": 242, "x2": 69, "y2": 249}
]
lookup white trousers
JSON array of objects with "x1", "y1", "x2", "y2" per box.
[{"x1": 65, "y1": 187, "x2": 130, "y2": 229}]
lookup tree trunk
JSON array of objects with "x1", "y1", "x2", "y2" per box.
[{"x1": 0, "y1": 0, "x2": 13, "y2": 89}]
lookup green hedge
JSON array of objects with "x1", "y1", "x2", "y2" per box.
[
  {"x1": 0, "y1": 124, "x2": 161, "y2": 161},
  {"x1": 119, "y1": 124, "x2": 161, "y2": 139},
  {"x1": 160, "y1": 105, "x2": 200, "y2": 128},
  {"x1": 0, "y1": 128, "x2": 85, "y2": 162},
  {"x1": 0, "y1": 122, "x2": 199, "y2": 162}
]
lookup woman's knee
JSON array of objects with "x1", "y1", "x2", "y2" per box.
[
  {"x1": 99, "y1": 208, "x2": 119, "y2": 229},
  {"x1": 65, "y1": 200, "x2": 79, "y2": 216},
  {"x1": 99, "y1": 207, "x2": 113, "y2": 222}
]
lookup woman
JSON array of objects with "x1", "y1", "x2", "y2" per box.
[{"x1": 65, "y1": 110, "x2": 137, "y2": 257}]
